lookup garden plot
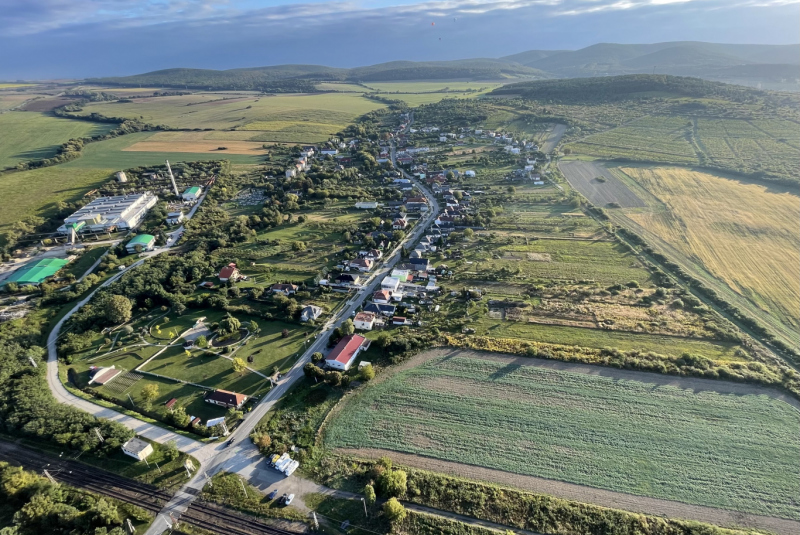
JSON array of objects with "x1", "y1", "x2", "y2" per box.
[{"x1": 326, "y1": 351, "x2": 800, "y2": 519}]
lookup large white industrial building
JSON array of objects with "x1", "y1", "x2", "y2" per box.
[{"x1": 57, "y1": 192, "x2": 158, "y2": 234}]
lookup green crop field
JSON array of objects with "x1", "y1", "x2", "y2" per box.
[
  {"x1": 326, "y1": 353, "x2": 800, "y2": 519},
  {"x1": 0, "y1": 112, "x2": 115, "y2": 169},
  {"x1": 0, "y1": 166, "x2": 114, "y2": 231},
  {"x1": 76, "y1": 92, "x2": 386, "y2": 141},
  {"x1": 470, "y1": 320, "x2": 740, "y2": 360},
  {"x1": 453, "y1": 239, "x2": 653, "y2": 286}
]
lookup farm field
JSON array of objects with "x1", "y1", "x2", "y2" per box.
[
  {"x1": 0, "y1": 166, "x2": 114, "y2": 231},
  {"x1": 76, "y1": 92, "x2": 386, "y2": 142},
  {"x1": 0, "y1": 112, "x2": 115, "y2": 169},
  {"x1": 616, "y1": 166, "x2": 800, "y2": 337},
  {"x1": 365, "y1": 82, "x2": 503, "y2": 93},
  {"x1": 566, "y1": 115, "x2": 800, "y2": 183},
  {"x1": 326, "y1": 351, "x2": 800, "y2": 519},
  {"x1": 0, "y1": 91, "x2": 41, "y2": 111},
  {"x1": 453, "y1": 239, "x2": 653, "y2": 286},
  {"x1": 470, "y1": 319, "x2": 740, "y2": 360},
  {"x1": 559, "y1": 160, "x2": 646, "y2": 207}
]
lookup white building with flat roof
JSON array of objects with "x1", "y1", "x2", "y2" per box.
[
  {"x1": 58, "y1": 192, "x2": 158, "y2": 234},
  {"x1": 122, "y1": 438, "x2": 154, "y2": 461}
]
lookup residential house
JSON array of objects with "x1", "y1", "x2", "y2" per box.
[
  {"x1": 409, "y1": 258, "x2": 431, "y2": 271},
  {"x1": 336, "y1": 273, "x2": 361, "y2": 286},
  {"x1": 349, "y1": 258, "x2": 373, "y2": 272},
  {"x1": 320, "y1": 149, "x2": 338, "y2": 156},
  {"x1": 373, "y1": 290, "x2": 392, "y2": 304},
  {"x1": 300, "y1": 305, "x2": 322, "y2": 322},
  {"x1": 270, "y1": 283, "x2": 298, "y2": 295},
  {"x1": 353, "y1": 312, "x2": 376, "y2": 331},
  {"x1": 325, "y1": 334, "x2": 368, "y2": 371},
  {"x1": 366, "y1": 249, "x2": 382, "y2": 260},
  {"x1": 204, "y1": 389, "x2": 247, "y2": 409},
  {"x1": 392, "y1": 316, "x2": 407, "y2": 325},
  {"x1": 392, "y1": 219, "x2": 408, "y2": 230},
  {"x1": 364, "y1": 303, "x2": 396, "y2": 317},
  {"x1": 380, "y1": 277, "x2": 400, "y2": 292},
  {"x1": 464, "y1": 170, "x2": 476, "y2": 178},
  {"x1": 285, "y1": 168, "x2": 296, "y2": 178},
  {"x1": 218, "y1": 263, "x2": 240, "y2": 282}
]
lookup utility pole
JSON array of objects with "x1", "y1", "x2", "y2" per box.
[
  {"x1": 43, "y1": 470, "x2": 58, "y2": 485},
  {"x1": 361, "y1": 497, "x2": 368, "y2": 517}
]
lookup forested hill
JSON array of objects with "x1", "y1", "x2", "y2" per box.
[
  {"x1": 89, "y1": 59, "x2": 545, "y2": 90},
  {"x1": 488, "y1": 75, "x2": 772, "y2": 103}
]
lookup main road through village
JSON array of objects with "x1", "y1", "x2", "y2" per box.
[{"x1": 41, "y1": 121, "x2": 442, "y2": 534}]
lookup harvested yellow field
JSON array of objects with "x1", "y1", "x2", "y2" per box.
[
  {"x1": 620, "y1": 167, "x2": 800, "y2": 330},
  {"x1": 122, "y1": 131, "x2": 267, "y2": 155}
]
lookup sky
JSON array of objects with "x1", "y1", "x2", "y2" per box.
[{"x1": 0, "y1": 0, "x2": 798, "y2": 79}]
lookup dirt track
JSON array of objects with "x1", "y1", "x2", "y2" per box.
[
  {"x1": 559, "y1": 160, "x2": 646, "y2": 208},
  {"x1": 336, "y1": 348, "x2": 800, "y2": 535}
]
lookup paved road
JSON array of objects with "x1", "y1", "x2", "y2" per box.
[{"x1": 143, "y1": 141, "x2": 440, "y2": 532}]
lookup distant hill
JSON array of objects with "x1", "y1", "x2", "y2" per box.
[
  {"x1": 89, "y1": 42, "x2": 800, "y2": 91},
  {"x1": 489, "y1": 74, "x2": 768, "y2": 103},
  {"x1": 89, "y1": 59, "x2": 546, "y2": 90},
  {"x1": 501, "y1": 42, "x2": 800, "y2": 85}
]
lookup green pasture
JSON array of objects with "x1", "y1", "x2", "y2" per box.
[
  {"x1": 326, "y1": 354, "x2": 800, "y2": 518},
  {"x1": 234, "y1": 321, "x2": 314, "y2": 375},
  {"x1": 0, "y1": 112, "x2": 115, "y2": 169}
]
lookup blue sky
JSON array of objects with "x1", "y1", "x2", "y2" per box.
[{"x1": 0, "y1": 0, "x2": 798, "y2": 79}]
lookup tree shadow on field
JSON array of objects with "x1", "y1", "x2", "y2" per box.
[{"x1": 488, "y1": 362, "x2": 522, "y2": 381}]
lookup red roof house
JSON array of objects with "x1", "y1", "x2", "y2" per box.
[
  {"x1": 218, "y1": 263, "x2": 240, "y2": 282},
  {"x1": 325, "y1": 334, "x2": 367, "y2": 371}
]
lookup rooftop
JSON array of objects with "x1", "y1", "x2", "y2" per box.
[
  {"x1": 326, "y1": 334, "x2": 366, "y2": 366},
  {"x1": 3, "y1": 258, "x2": 68, "y2": 286},
  {"x1": 122, "y1": 437, "x2": 152, "y2": 455},
  {"x1": 128, "y1": 234, "x2": 155, "y2": 245}
]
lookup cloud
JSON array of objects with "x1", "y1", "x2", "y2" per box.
[{"x1": 0, "y1": 0, "x2": 796, "y2": 78}]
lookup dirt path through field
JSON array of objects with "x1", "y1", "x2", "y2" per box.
[{"x1": 335, "y1": 348, "x2": 800, "y2": 534}]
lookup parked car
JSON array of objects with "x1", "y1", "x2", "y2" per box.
[
  {"x1": 284, "y1": 494, "x2": 295, "y2": 505},
  {"x1": 279, "y1": 493, "x2": 289, "y2": 505},
  {"x1": 268, "y1": 490, "x2": 278, "y2": 500}
]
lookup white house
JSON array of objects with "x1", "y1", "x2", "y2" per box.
[
  {"x1": 325, "y1": 334, "x2": 367, "y2": 371},
  {"x1": 285, "y1": 169, "x2": 296, "y2": 178},
  {"x1": 354, "y1": 312, "x2": 376, "y2": 331},
  {"x1": 464, "y1": 170, "x2": 476, "y2": 178},
  {"x1": 381, "y1": 277, "x2": 400, "y2": 292}
]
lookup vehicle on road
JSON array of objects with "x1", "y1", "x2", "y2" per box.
[{"x1": 225, "y1": 438, "x2": 235, "y2": 448}]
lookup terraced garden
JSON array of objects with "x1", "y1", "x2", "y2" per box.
[{"x1": 326, "y1": 352, "x2": 800, "y2": 519}]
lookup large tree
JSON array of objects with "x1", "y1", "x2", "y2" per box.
[
  {"x1": 219, "y1": 315, "x2": 241, "y2": 336},
  {"x1": 105, "y1": 295, "x2": 132, "y2": 324}
]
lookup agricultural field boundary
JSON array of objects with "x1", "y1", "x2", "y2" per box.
[
  {"x1": 342, "y1": 447, "x2": 800, "y2": 535},
  {"x1": 330, "y1": 349, "x2": 800, "y2": 534},
  {"x1": 560, "y1": 160, "x2": 800, "y2": 357}
]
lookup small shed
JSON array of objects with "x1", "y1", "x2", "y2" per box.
[{"x1": 122, "y1": 438, "x2": 153, "y2": 461}]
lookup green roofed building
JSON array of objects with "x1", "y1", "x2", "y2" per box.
[
  {"x1": 3, "y1": 258, "x2": 69, "y2": 287},
  {"x1": 126, "y1": 234, "x2": 156, "y2": 254},
  {"x1": 182, "y1": 186, "x2": 202, "y2": 202}
]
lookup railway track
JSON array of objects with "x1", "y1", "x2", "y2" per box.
[{"x1": 0, "y1": 440, "x2": 303, "y2": 535}]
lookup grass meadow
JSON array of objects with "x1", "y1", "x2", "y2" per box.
[
  {"x1": 326, "y1": 354, "x2": 800, "y2": 519},
  {"x1": 617, "y1": 166, "x2": 800, "y2": 339},
  {"x1": 0, "y1": 112, "x2": 115, "y2": 169}
]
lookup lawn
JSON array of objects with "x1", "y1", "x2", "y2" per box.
[
  {"x1": 140, "y1": 345, "x2": 270, "y2": 396},
  {"x1": 326, "y1": 353, "x2": 800, "y2": 519},
  {"x1": 617, "y1": 166, "x2": 800, "y2": 341},
  {"x1": 233, "y1": 321, "x2": 313, "y2": 375},
  {"x1": 0, "y1": 112, "x2": 115, "y2": 169},
  {"x1": 62, "y1": 246, "x2": 108, "y2": 279}
]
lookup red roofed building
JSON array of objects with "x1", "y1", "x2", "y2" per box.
[
  {"x1": 325, "y1": 334, "x2": 367, "y2": 371},
  {"x1": 204, "y1": 389, "x2": 247, "y2": 409},
  {"x1": 373, "y1": 289, "x2": 391, "y2": 304},
  {"x1": 218, "y1": 263, "x2": 240, "y2": 282}
]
